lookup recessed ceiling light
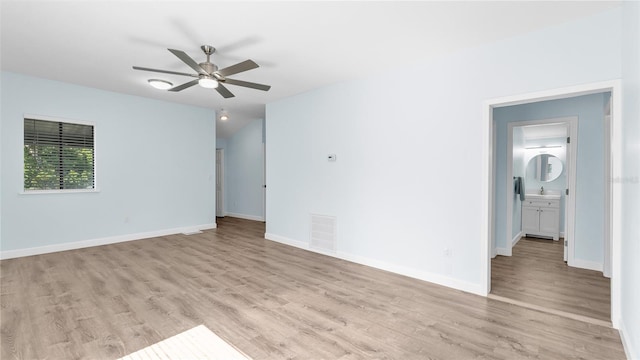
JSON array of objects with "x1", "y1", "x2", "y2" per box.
[
  {"x1": 148, "y1": 79, "x2": 173, "y2": 90},
  {"x1": 219, "y1": 109, "x2": 229, "y2": 121}
]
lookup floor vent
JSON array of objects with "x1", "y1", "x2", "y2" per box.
[{"x1": 310, "y1": 214, "x2": 337, "y2": 253}]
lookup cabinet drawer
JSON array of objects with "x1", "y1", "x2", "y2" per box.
[{"x1": 523, "y1": 200, "x2": 560, "y2": 208}]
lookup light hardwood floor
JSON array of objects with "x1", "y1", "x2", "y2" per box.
[
  {"x1": 1, "y1": 218, "x2": 625, "y2": 359},
  {"x1": 491, "y1": 237, "x2": 610, "y2": 323}
]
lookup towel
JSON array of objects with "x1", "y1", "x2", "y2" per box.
[{"x1": 514, "y1": 176, "x2": 525, "y2": 201}]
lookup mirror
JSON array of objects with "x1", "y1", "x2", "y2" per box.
[{"x1": 527, "y1": 154, "x2": 563, "y2": 182}]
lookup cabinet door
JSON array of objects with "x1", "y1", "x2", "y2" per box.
[
  {"x1": 539, "y1": 207, "x2": 559, "y2": 235},
  {"x1": 522, "y1": 206, "x2": 540, "y2": 233}
]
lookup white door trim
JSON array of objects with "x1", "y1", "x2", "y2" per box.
[
  {"x1": 603, "y1": 111, "x2": 612, "y2": 278},
  {"x1": 481, "y1": 79, "x2": 622, "y2": 329}
]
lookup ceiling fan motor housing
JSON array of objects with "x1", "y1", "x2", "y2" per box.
[{"x1": 199, "y1": 62, "x2": 218, "y2": 74}]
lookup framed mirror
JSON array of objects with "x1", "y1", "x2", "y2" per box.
[{"x1": 527, "y1": 154, "x2": 563, "y2": 182}]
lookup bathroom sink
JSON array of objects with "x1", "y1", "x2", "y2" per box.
[{"x1": 525, "y1": 193, "x2": 561, "y2": 200}]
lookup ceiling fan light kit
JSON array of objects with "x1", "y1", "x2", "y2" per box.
[
  {"x1": 198, "y1": 77, "x2": 218, "y2": 89},
  {"x1": 133, "y1": 44, "x2": 271, "y2": 99},
  {"x1": 148, "y1": 79, "x2": 173, "y2": 90}
]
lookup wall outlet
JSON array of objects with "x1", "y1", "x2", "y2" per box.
[
  {"x1": 327, "y1": 154, "x2": 337, "y2": 162},
  {"x1": 443, "y1": 248, "x2": 452, "y2": 257}
]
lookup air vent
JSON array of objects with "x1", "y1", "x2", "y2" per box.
[{"x1": 310, "y1": 214, "x2": 337, "y2": 253}]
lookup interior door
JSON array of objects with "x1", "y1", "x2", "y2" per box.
[{"x1": 216, "y1": 149, "x2": 224, "y2": 217}]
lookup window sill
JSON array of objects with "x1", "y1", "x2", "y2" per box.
[{"x1": 20, "y1": 188, "x2": 101, "y2": 195}]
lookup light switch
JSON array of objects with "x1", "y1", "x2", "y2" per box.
[{"x1": 328, "y1": 154, "x2": 337, "y2": 162}]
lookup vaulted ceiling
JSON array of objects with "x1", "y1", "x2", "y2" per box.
[{"x1": 1, "y1": 1, "x2": 619, "y2": 138}]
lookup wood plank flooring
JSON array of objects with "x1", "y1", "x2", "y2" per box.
[
  {"x1": 1, "y1": 218, "x2": 624, "y2": 359},
  {"x1": 491, "y1": 237, "x2": 611, "y2": 323}
]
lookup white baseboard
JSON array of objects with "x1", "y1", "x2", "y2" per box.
[
  {"x1": 0, "y1": 223, "x2": 217, "y2": 260},
  {"x1": 491, "y1": 247, "x2": 497, "y2": 258},
  {"x1": 496, "y1": 247, "x2": 511, "y2": 256},
  {"x1": 264, "y1": 233, "x2": 484, "y2": 296},
  {"x1": 264, "y1": 233, "x2": 308, "y2": 248},
  {"x1": 570, "y1": 258, "x2": 603, "y2": 272},
  {"x1": 226, "y1": 213, "x2": 265, "y2": 222},
  {"x1": 619, "y1": 319, "x2": 638, "y2": 360},
  {"x1": 512, "y1": 231, "x2": 523, "y2": 247}
]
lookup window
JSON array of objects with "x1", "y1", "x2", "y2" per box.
[{"x1": 24, "y1": 117, "x2": 95, "y2": 191}]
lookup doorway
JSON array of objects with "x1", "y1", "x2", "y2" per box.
[
  {"x1": 501, "y1": 118, "x2": 576, "y2": 260},
  {"x1": 493, "y1": 95, "x2": 609, "y2": 322},
  {"x1": 481, "y1": 80, "x2": 622, "y2": 328}
]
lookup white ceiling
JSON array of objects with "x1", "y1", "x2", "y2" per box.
[{"x1": 1, "y1": 1, "x2": 620, "y2": 138}]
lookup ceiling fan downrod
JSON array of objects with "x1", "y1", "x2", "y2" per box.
[
  {"x1": 201, "y1": 45, "x2": 215, "y2": 61},
  {"x1": 199, "y1": 45, "x2": 218, "y2": 76}
]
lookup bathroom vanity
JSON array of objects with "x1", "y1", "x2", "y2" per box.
[{"x1": 522, "y1": 194, "x2": 561, "y2": 240}]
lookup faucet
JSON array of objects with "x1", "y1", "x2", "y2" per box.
[{"x1": 540, "y1": 186, "x2": 544, "y2": 195}]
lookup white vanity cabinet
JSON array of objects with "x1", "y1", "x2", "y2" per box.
[{"x1": 522, "y1": 197, "x2": 560, "y2": 240}]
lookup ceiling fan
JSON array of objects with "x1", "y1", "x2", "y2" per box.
[{"x1": 133, "y1": 45, "x2": 270, "y2": 98}]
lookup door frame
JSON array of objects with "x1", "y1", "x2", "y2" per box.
[
  {"x1": 481, "y1": 79, "x2": 622, "y2": 328},
  {"x1": 505, "y1": 117, "x2": 577, "y2": 262},
  {"x1": 262, "y1": 142, "x2": 266, "y2": 221},
  {"x1": 603, "y1": 107, "x2": 612, "y2": 278}
]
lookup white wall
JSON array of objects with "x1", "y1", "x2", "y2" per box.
[
  {"x1": 620, "y1": 1, "x2": 640, "y2": 359},
  {"x1": 216, "y1": 137, "x2": 227, "y2": 150},
  {"x1": 266, "y1": 8, "x2": 622, "y2": 295},
  {"x1": 0, "y1": 72, "x2": 216, "y2": 256},
  {"x1": 218, "y1": 119, "x2": 265, "y2": 221}
]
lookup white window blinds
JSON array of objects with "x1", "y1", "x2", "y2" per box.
[{"x1": 24, "y1": 118, "x2": 95, "y2": 190}]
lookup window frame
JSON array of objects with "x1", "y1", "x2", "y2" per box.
[{"x1": 21, "y1": 114, "x2": 99, "y2": 194}]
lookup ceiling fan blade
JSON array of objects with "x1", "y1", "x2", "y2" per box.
[
  {"x1": 169, "y1": 79, "x2": 199, "y2": 92},
  {"x1": 215, "y1": 83, "x2": 235, "y2": 98},
  {"x1": 132, "y1": 66, "x2": 197, "y2": 77},
  {"x1": 217, "y1": 60, "x2": 259, "y2": 77},
  {"x1": 168, "y1": 48, "x2": 207, "y2": 75},
  {"x1": 224, "y1": 78, "x2": 271, "y2": 91}
]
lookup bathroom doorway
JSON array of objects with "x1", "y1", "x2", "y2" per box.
[
  {"x1": 505, "y1": 119, "x2": 575, "y2": 263},
  {"x1": 482, "y1": 80, "x2": 621, "y2": 327},
  {"x1": 492, "y1": 117, "x2": 613, "y2": 323}
]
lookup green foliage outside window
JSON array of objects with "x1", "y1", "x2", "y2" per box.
[{"x1": 24, "y1": 118, "x2": 95, "y2": 191}]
